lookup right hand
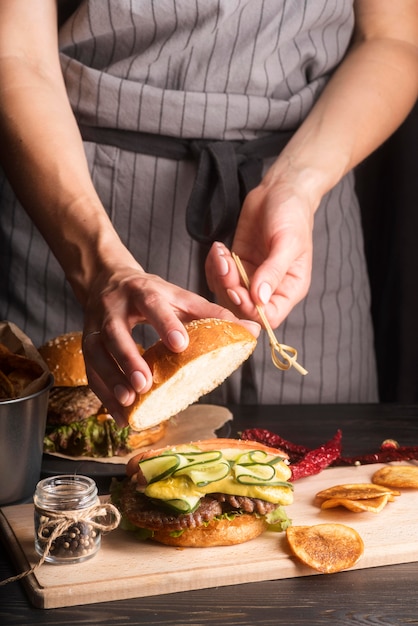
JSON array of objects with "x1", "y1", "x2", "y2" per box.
[{"x1": 205, "y1": 170, "x2": 315, "y2": 330}]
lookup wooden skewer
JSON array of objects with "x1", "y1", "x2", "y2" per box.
[{"x1": 232, "y1": 253, "x2": 308, "y2": 376}]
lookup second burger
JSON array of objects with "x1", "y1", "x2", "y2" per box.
[
  {"x1": 40, "y1": 319, "x2": 258, "y2": 458},
  {"x1": 39, "y1": 331, "x2": 167, "y2": 457}
]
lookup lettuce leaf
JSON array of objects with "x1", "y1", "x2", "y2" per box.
[
  {"x1": 43, "y1": 415, "x2": 131, "y2": 457},
  {"x1": 265, "y1": 505, "x2": 292, "y2": 532}
]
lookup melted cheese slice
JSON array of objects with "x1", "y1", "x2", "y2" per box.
[{"x1": 145, "y1": 474, "x2": 294, "y2": 506}]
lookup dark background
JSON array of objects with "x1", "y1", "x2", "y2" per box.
[{"x1": 356, "y1": 102, "x2": 418, "y2": 403}]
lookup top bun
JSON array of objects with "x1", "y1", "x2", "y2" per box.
[
  {"x1": 125, "y1": 318, "x2": 257, "y2": 431},
  {"x1": 39, "y1": 331, "x2": 87, "y2": 387}
]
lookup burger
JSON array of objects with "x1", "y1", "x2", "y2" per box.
[
  {"x1": 39, "y1": 319, "x2": 257, "y2": 458},
  {"x1": 116, "y1": 438, "x2": 293, "y2": 547},
  {"x1": 39, "y1": 331, "x2": 167, "y2": 457}
]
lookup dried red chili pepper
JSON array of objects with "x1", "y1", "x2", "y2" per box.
[
  {"x1": 335, "y1": 445, "x2": 418, "y2": 466},
  {"x1": 240, "y1": 428, "x2": 418, "y2": 479},
  {"x1": 240, "y1": 428, "x2": 310, "y2": 463},
  {"x1": 290, "y1": 430, "x2": 342, "y2": 481}
]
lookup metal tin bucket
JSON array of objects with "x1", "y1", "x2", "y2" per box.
[{"x1": 0, "y1": 374, "x2": 54, "y2": 505}]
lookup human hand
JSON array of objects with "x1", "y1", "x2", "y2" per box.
[
  {"x1": 81, "y1": 260, "x2": 260, "y2": 425},
  {"x1": 205, "y1": 173, "x2": 316, "y2": 329}
]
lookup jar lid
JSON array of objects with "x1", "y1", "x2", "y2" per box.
[{"x1": 34, "y1": 475, "x2": 98, "y2": 510}]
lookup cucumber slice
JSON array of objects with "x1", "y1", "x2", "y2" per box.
[
  {"x1": 163, "y1": 495, "x2": 201, "y2": 513},
  {"x1": 233, "y1": 462, "x2": 276, "y2": 484},
  {"x1": 235, "y1": 450, "x2": 285, "y2": 466},
  {"x1": 181, "y1": 450, "x2": 223, "y2": 466},
  {"x1": 139, "y1": 453, "x2": 184, "y2": 484},
  {"x1": 235, "y1": 450, "x2": 269, "y2": 465},
  {"x1": 174, "y1": 459, "x2": 230, "y2": 486},
  {"x1": 268, "y1": 455, "x2": 288, "y2": 465}
]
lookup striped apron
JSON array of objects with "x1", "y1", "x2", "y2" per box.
[{"x1": 0, "y1": 0, "x2": 378, "y2": 403}]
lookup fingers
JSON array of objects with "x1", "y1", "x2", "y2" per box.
[
  {"x1": 235, "y1": 319, "x2": 262, "y2": 338},
  {"x1": 205, "y1": 242, "x2": 259, "y2": 317},
  {"x1": 206, "y1": 237, "x2": 312, "y2": 329},
  {"x1": 82, "y1": 274, "x2": 194, "y2": 422},
  {"x1": 82, "y1": 272, "x2": 261, "y2": 424},
  {"x1": 136, "y1": 292, "x2": 190, "y2": 353},
  {"x1": 206, "y1": 241, "x2": 274, "y2": 319},
  {"x1": 82, "y1": 328, "x2": 152, "y2": 426}
]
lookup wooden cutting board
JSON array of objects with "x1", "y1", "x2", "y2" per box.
[{"x1": 1, "y1": 462, "x2": 418, "y2": 609}]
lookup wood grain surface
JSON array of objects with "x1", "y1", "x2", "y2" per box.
[
  {"x1": 1, "y1": 403, "x2": 418, "y2": 625},
  {"x1": 1, "y1": 461, "x2": 417, "y2": 609}
]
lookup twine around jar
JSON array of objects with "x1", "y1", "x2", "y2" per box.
[{"x1": 0, "y1": 501, "x2": 121, "y2": 587}]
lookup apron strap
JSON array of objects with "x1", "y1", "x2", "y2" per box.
[{"x1": 79, "y1": 125, "x2": 293, "y2": 245}]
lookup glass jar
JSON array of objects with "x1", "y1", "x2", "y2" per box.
[{"x1": 34, "y1": 475, "x2": 101, "y2": 564}]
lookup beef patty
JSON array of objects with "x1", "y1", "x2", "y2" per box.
[
  {"x1": 120, "y1": 479, "x2": 279, "y2": 531},
  {"x1": 47, "y1": 386, "x2": 103, "y2": 425}
]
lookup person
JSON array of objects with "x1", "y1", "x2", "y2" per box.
[{"x1": 0, "y1": 0, "x2": 417, "y2": 424}]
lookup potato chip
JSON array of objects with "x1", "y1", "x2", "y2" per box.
[
  {"x1": 0, "y1": 342, "x2": 44, "y2": 399},
  {"x1": 372, "y1": 465, "x2": 418, "y2": 489},
  {"x1": 0, "y1": 370, "x2": 14, "y2": 399},
  {"x1": 0, "y1": 344, "x2": 12, "y2": 358},
  {"x1": 315, "y1": 483, "x2": 400, "y2": 502},
  {"x1": 286, "y1": 523, "x2": 364, "y2": 574},
  {"x1": 320, "y1": 494, "x2": 389, "y2": 513}
]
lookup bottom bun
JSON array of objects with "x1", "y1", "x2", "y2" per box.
[{"x1": 151, "y1": 514, "x2": 268, "y2": 548}]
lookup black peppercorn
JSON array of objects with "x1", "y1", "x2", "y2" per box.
[{"x1": 34, "y1": 475, "x2": 101, "y2": 564}]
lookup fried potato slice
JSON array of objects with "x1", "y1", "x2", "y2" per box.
[
  {"x1": 372, "y1": 465, "x2": 418, "y2": 489},
  {"x1": 0, "y1": 342, "x2": 44, "y2": 399},
  {"x1": 320, "y1": 494, "x2": 389, "y2": 513},
  {"x1": 0, "y1": 370, "x2": 14, "y2": 399},
  {"x1": 286, "y1": 523, "x2": 364, "y2": 574},
  {"x1": 315, "y1": 483, "x2": 400, "y2": 502}
]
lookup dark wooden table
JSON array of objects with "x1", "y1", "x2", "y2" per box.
[{"x1": 1, "y1": 403, "x2": 418, "y2": 626}]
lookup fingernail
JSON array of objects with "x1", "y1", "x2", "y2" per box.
[
  {"x1": 218, "y1": 255, "x2": 229, "y2": 276},
  {"x1": 258, "y1": 282, "x2": 272, "y2": 305},
  {"x1": 167, "y1": 329, "x2": 187, "y2": 350},
  {"x1": 227, "y1": 288, "x2": 241, "y2": 306},
  {"x1": 114, "y1": 384, "x2": 131, "y2": 405},
  {"x1": 241, "y1": 320, "x2": 261, "y2": 337},
  {"x1": 131, "y1": 370, "x2": 147, "y2": 393}
]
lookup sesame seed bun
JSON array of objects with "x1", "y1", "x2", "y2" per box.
[
  {"x1": 124, "y1": 318, "x2": 257, "y2": 431},
  {"x1": 38, "y1": 331, "x2": 87, "y2": 387}
]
